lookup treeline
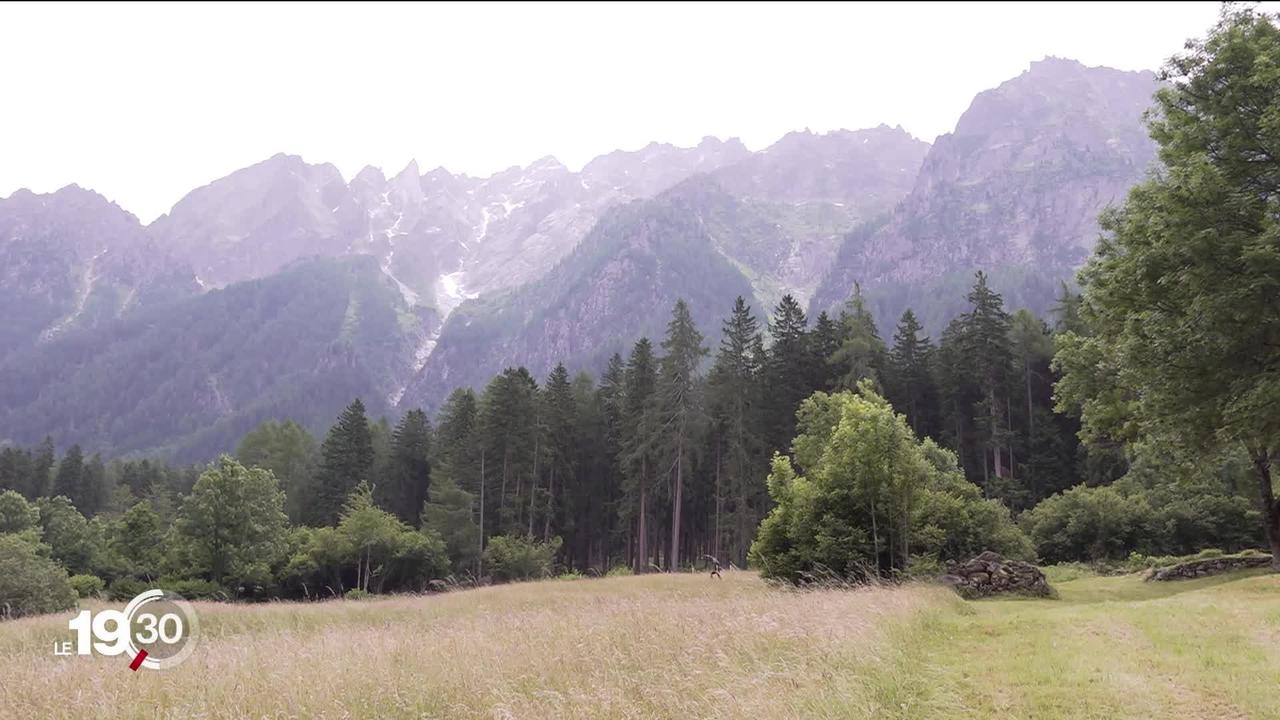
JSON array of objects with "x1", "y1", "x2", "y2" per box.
[{"x1": 4, "y1": 265, "x2": 1263, "y2": 616}]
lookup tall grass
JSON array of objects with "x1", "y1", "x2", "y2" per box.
[{"x1": 0, "y1": 572, "x2": 947, "y2": 719}]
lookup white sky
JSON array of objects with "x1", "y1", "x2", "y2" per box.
[{"x1": 0, "y1": 1, "x2": 1250, "y2": 222}]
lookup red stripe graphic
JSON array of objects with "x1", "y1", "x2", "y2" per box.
[{"x1": 129, "y1": 649, "x2": 148, "y2": 671}]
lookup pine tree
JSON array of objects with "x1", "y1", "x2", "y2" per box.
[
  {"x1": 885, "y1": 309, "x2": 937, "y2": 437},
  {"x1": 384, "y1": 410, "x2": 432, "y2": 525},
  {"x1": 707, "y1": 296, "x2": 766, "y2": 565},
  {"x1": 539, "y1": 364, "x2": 576, "y2": 541},
  {"x1": 830, "y1": 284, "x2": 887, "y2": 391},
  {"x1": 961, "y1": 272, "x2": 1013, "y2": 488},
  {"x1": 620, "y1": 338, "x2": 658, "y2": 572},
  {"x1": 762, "y1": 294, "x2": 810, "y2": 456},
  {"x1": 309, "y1": 399, "x2": 375, "y2": 526},
  {"x1": 32, "y1": 437, "x2": 55, "y2": 499},
  {"x1": 808, "y1": 311, "x2": 841, "y2": 391},
  {"x1": 657, "y1": 300, "x2": 709, "y2": 571},
  {"x1": 53, "y1": 445, "x2": 85, "y2": 510}
]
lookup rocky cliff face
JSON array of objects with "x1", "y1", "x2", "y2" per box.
[
  {"x1": 811, "y1": 58, "x2": 1159, "y2": 330},
  {"x1": 0, "y1": 185, "x2": 196, "y2": 361}
]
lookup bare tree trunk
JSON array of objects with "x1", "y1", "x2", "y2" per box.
[
  {"x1": 636, "y1": 456, "x2": 648, "y2": 574},
  {"x1": 671, "y1": 433, "x2": 684, "y2": 572},
  {"x1": 713, "y1": 436, "x2": 722, "y2": 560},
  {"x1": 1007, "y1": 396, "x2": 1015, "y2": 480},
  {"x1": 1251, "y1": 448, "x2": 1280, "y2": 571},
  {"x1": 478, "y1": 449, "x2": 486, "y2": 577},
  {"x1": 543, "y1": 464, "x2": 555, "y2": 541},
  {"x1": 991, "y1": 388, "x2": 1004, "y2": 478},
  {"x1": 528, "y1": 424, "x2": 540, "y2": 537}
]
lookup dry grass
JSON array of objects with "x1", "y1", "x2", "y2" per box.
[{"x1": 0, "y1": 572, "x2": 949, "y2": 719}]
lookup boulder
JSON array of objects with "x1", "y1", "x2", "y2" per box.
[{"x1": 941, "y1": 551, "x2": 1053, "y2": 599}]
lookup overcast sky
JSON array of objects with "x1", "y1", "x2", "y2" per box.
[{"x1": 0, "y1": 2, "x2": 1251, "y2": 222}]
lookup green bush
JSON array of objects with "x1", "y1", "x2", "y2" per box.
[
  {"x1": 0, "y1": 534, "x2": 77, "y2": 618},
  {"x1": 106, "y1": 576, "x2": 149, "y2": 602},
  {"x1": 605, "y1": 565, "x2": 633, "y2": 577},
  {"x1": 482, "y1": 535, "x2": 563, "y2": 583},
  {"x1": 1020, "y1": 485, "x2": 1153, "y2": 564},
  {"x1": 0, "y1": 490, "x2": 38, "y2": 534},
  {"x1": 157, "y1": 577, "x2": 226, "y2": 600},
  {"x1": 67, "y1": 574, "x2": 105, "y2": 599},
  {"x1": 345, "y1": 588, "x2": 370, "y2": 601}
]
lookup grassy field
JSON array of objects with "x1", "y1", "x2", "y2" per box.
[{"x1": 0, "y1": 569, "x2": 1277, "y2": 719}]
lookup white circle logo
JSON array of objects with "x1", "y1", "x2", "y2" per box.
[{"x1": 63, "y1": 589, "x2": 201, "y2": 671}]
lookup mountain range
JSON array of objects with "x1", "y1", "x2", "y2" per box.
[{"x1": 0, "y1": 57, "x2": 1158, "y2": 461}]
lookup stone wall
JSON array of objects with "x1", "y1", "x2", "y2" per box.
[
  {"x1": 1145, "y1": 553, "x2": 1273, "y2": 582},
  {"x1": 941, "y1": 551, "x2": 1053, "y2": 598}
]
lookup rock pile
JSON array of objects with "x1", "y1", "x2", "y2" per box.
[
  {"x1": 941, "y1": 551, "x2": 1053, "y2": 598},
  {"x1": 1145, "y1": 552, "x2": 1273, "y2": 581}
]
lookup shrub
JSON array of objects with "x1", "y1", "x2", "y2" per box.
[
  {"x1": 157, "y1": 577, "x2": 226, "y2": 600},
  {"x1": 345, "y1": 588, "x2": 370, "y2": 601},
  {"x1": 106, "y1": 576, "x2": 149, "y2": 602},
  {"x1": 0, "y1": 490, "x2": 38, "y2": 535},
  {"x1": 1020, "y1": 485, "x2": 1154, "y2": 564},
  {"x1": 67, "y1": 574, "x2": 105, "y2": 599},
  {"x1": 605, "y1": 565, "x2": 633, "y2": 577},
  {"x1": 0, "y1": 534, "x2": 77, "y2": 618},
  {"x1": 483, "y1": 535, "x2": 562, "y2": 583}
]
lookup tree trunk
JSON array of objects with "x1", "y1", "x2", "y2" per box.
[
  {"x1": 543, "y1": 464, "x2": 555, "y2": 541},
  {"x1": 671, "y1": 433, "x2": 684, "y2": 572},
  {"x1": 1251, "y1": 448, "x2": 1280, "y2": 571},
  {"x1": 713, "y1": 436, "x2": 722, "y2": 560},
  {"x1": 990, "y1": 388, "x2": 1004, "y2": 478},
  {"x1": 478, "y1": 449, "x2": 486, "y2": 577},
  {"x1": 637, "y1": 456, "x2": 648, "y2": 574},
  {"x1": 1007, "y1": 396, "x2": 1015, "y2": 480},
  {"x1": 529, "y1": 426, "x2": 540, "y2": 537}
]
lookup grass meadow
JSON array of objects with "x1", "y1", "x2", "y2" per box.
[{"x1": 1, "y1": 568, "x2": 1277, "y2": 719}]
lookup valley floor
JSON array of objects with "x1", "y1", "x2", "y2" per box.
[{"x1": 0, "y1": 569, "x2": 1277, "y2": 719}]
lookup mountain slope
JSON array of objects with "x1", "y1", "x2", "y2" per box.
[
  {"x1": 0, "y1": 185, "x2": 196, "y2": 362},
  {"x1": 401, "y1": 177, "x2": 761, "y2": 408},
  {"x1": 0, "y1": 255, "x2": 428, "y2": 461},
  {"x1": 811, "y1": 58, "x2": 1159, "y2": 330}
]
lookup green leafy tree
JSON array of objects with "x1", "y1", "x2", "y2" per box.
[
  {"x1": 36, "y1": 496, "x2": 94, "y2": 575},
  {"x1": 751, "y1": 382, "x2": 1029, "y2": 583},
  {"x1": 174, "y1": 456, "x2": 288, "y2": 588},
  {"x1": 336, "y1": 481, "x2": 411, "y2": 593},
  {"x1": 0, "y1": 534, "x2": 77, "y2": 618},
  {"x1": 236, "y1": 420, "x2": 318, "y2": 524},
  {"x1": 482, "y1": 534, "x2": 562, "y2": 583},
  {"x1": 0, "y1": 490, "x2": 38, "y2": 536},
  {"x1": 109, "y1": 501, "x2": 166, "y2": 581},
  {"x1": 1055, "y1": 6, "x2": 1280, "y2": 568}
]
